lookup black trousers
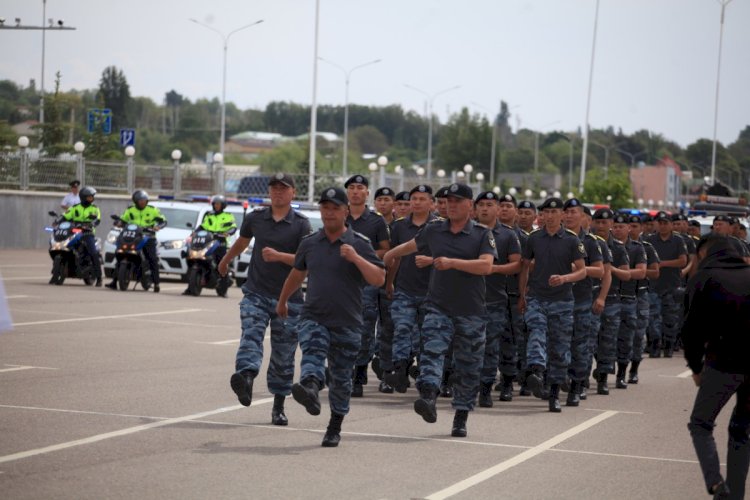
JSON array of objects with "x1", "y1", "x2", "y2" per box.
[
  {"x1": 81, "y1": 234, "x2": 102, "y2": 279},
  {"x1": 142, "y1": 239, "x2": 160, "y2": 285}
]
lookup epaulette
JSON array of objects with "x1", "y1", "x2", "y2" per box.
[
  {"x1": 593, "y1": 234, "x2": 606, "y2": 242},
  {"x1": 691, "y1": 235, "x2": 700, "y2": 241},
  {"x1": 565, "y1": 228, "x2": 578, "y2": 237},
  {"x1": 395, "y1": 216, "x2": 406, "y2": 221},
  {"x1": 301, "y1": 230, "x2": 318, "y2": 240},
  {"x1": 501, "y1": 223, "x2": 513, "y2": 229},
  {"x1": 672, "y1": 231, "x2": 682, "y2": 236},
  {"x1": 529, "y1": 228, "x2": 542, "y2": 234},
  {"x1": 427, "y1": 218, "x2": 444, "y2": 225},
  {"x1": 475, "y1": 222, "x2": 488, "y2": 229},
  {"x1": 353, "y1": 230, "x2": 371, "y2": 242},
  {"x1": 642, "y1": 240, "x2": 654, "y2": 247},
  {"x1": 631, "y1": 239, "x2": 644, "y2": 246},
  {"x1": 612, "y1": 238, "x2": 624, "y2": 245}
]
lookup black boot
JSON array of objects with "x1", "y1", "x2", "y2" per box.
[
  {"x1": 478, "y1": 382, "x2": 493, "y2": 408},
  {"x1": 616, "y1": 362, "x2": 628, "y2": 389},
  {"x1": 292, "y1": 378, "x2": 321, "y2": 416},
  {"x1": 663, "y1": 341, "x2": 674, "y2": 358},
  {"x1": 566, "y1": 381, "x2": 580, "y2": 407},
  {"x1": 384, "y1": 361, "x2": 409, "y2": 393},
  {"x1": 649, "y1": 339, "x2": 661, "y2": 358},
  {"x1": 499, "y1": 375, "x2": 513, "y2": 402},
  {"x1": 414, "y1": 385, "x2": 439, "y2": 423},
  {"x1": 628, "y1": 361, "x2": 640, "y2": 384},
  {"x1": 451, "y1": 410, "x2": 469, "y2": 437},
  {"x1": 579, "y1": 381, "x2": 588, "y2": 400},
  {"x1": 351, "y1": 365, "x2": 367, "y2": 398},
  {"x1": 322, "y1": 412, "x2": 344, "y2": 447},
  {"x1": 519, "y1": 370, "x2": 532, "y2": 396},
  {"x1": 597, "y1": 372, "x2": 610, "y2": 395},
  {"x1": 378, "y1": 379, "x2": 394, "y2": 393},
  {"x1": 106, "y1": 281, "x2": 117, "y2": 290},
  {"x1": 371, "y1": 356, "x2": 383, "y2": 380},
  {"x1": 407, "y1": 358, "x2": 420, "y2": 380},
  {"x1": 526, "y1": 365, "x2": 545, "y2": 399},
  {"x1": 439, "y1": 368, "x2": 453, "y2": 398},
  {"x1": 230, "y1": 370, "x2": 255, "y2": 407},
  {"x1": 271, "y1": 394, "x2": 288, "y2": 426},
  {"x1": 95, "y1": 277, "x2": 102, "y2": 287},
  {"x1": 548, "y1": 384, "x2": 562, "y2": 413}
]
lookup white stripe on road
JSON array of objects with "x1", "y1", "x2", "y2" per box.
[
  {"x1": 13, "y1": 309, "x2": 204, "y2": 327},
  {"x1": 0, "y1": 264, "x2": 49, "y2": 268},
  {"x1": 194, "y1": 339, "x2": 240, "y2": 345},
  {"x1": 0, "y1": 397, "x2": 273, "y2": 465},
  {"x1": 0, "y1": 365, "x2": 58, "y2": 373},
  {"x1": 6, "y1": 295, "x2": 32, "y2": 299},
  {"x1": 1, "y1": 276, "x2": 49, "y2": 281},
  {"x1": 425, "y1": 410, "x2": 618, "y2": 500},
  {"x1": 658, "y1": 369, "x2": 695, "y2": 379}
]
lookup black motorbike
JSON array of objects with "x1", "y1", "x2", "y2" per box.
[
  {"x1": 110, "y1": 215, "x2": 159, "y2": 291},
  {"x1": 45, "y1": 211, "x2": 101, "y2": 286},
  {"x1": 183, "y1": 221, "x2": 235, "y2": 297}
]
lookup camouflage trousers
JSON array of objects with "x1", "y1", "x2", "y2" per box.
[
  {"x1": 595, "y1": 299, "x2": 621, "y2": 375},
  {"x1": 524, "y1": 296, "x2": 574, "y2": 385},
  {"x1": 632, "y1": 292, "x2": 650, "y2": 362},
  {"x1": 235, "y1": 291, "x2": 301, "y2": 396},
  {"x1": 509, "y1": 295, "x2": 528, "y2": 378},
  {"x1": 376, "y1": 289, "x2": 395, "y2": 371},
  {"x1": 417, "y1": 305, "x2": 486, "y2": 411},
  {"x1": 649, "y1": 291, "x2": 682, "y2": 346},
  {"x1": 569, "y1": 298, "x2": 594, "y2": 383},
  {"x1": 390, "y1": 291, "x2": 425, "y2": 365},
  {"x1": 297, "y1": 318, "x2": 361, "y2": 416},
  {"x1": 355, "y1": 285, "x2": 380, "y2": 366},
  {"x1": 617, "y1": 297, "x2": 638, "y2": 364},
  {"x1": 482, "y1": 299, "x2": 513, "y2": 384}
]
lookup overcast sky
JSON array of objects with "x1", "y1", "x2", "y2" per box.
[{"x1": 1, "y1": 0, "x2": 749, "y2": 148}]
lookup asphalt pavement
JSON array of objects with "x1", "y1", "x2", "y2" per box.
[{"x1": 0, "y1": 250, "x2": 737, "y2": 499}]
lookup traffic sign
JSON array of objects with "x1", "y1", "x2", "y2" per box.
[
  {"x1": 120, "y1": 128, "x2": 136, "y2": 147},
  {"x1": 87, "y1": 108, "x2": 113, "y2": 134},
  {"x1": 101, "y1": 109, "x2": 112, "y2": 134}
]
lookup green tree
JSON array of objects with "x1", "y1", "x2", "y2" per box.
[
  {"x1": 98, "y1": 66, "x2": 132, "y2": 131},
  {"x1": 435, "y1": 108, "x2": 491, "y2": 174},
  {"x1": 349, "y1": 125, "x2": 388, "y2": 156},
  {"x1": 33, "y1": 72, "x2": 71, "y2": 156},
  {"x1": 581, "y1": 167, "x2": 633, "y2": 209}
]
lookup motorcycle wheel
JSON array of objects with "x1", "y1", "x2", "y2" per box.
[
  {"x1": 117, "y1": 262, "x2": 131, "y2": 291},
  {"x1": 140, "y1": 267, "x2": 152, "y2": 291},
  {"x1": 52, "y1": 255, "x2": 67, "y2": 285},
  {"x1": 187, "y1": 266, "x2": 203, "y2": 296}
]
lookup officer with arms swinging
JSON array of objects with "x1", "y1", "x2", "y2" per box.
[{"x1": 59, "y1": 186, "x2": 103, "y2": 287}]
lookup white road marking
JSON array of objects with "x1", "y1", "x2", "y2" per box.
[
  {"x1": 0, "y1": 397, "x2": 274, "y2": 465},
  {"x1": 0, "y1": 404, "x2": 170, "y2": 420},
  {"x1": 583, "y1": 408, "x2": 643, "y2": 415},
  {"x1": 194, "y1": 339, "x2": 240, "y2": 345},
  {"x1": 1, "y1": 276, "x2": 49, "y2": 281},
  {"x1": 550, "y1": 447, "x2": 701, "y2": 464},
  {"x1": 13, "y1": 308, "x2": 204, "y2": 327},
  {"x1": 6, "y1": 295, "x2": 32, "y2": 299},
  {"x1": 0, "y1": 364, "x2": 58, "y2": 373},
  {"x1": 0, "y1": 264, "x2": 49, "y2": 268},
  {"x1": 658, "y1": 369, "x2": 695, "y2": 379},
  {"x1": 425, "y1": 410, "x2": 618, "y2": 500}
]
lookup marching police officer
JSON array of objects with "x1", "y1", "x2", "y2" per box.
[
  {"x1": 507, "y1": 199, "x2": 533, "y2": 396},
  {"x1": 434, "y1": 186, "x2": 449, "y2": 218},
  {"x1": 277, "y1": 187, "x2": 385, "y2": 447},
  {"x1": 394, "y1": 191, "x2": 412, "y2": 219},
  {"x1": 59, "y1": 186, "x2": 103, "y2": 287},
  {"x1": 517, "y1": 200, "x2": 537, "y2": 234}
]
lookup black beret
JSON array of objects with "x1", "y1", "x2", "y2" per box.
[
  {"x1": 654, "y1": 211, "x2": 671, "y2": 222},
  {"x1": 344, "y1": 174, "x2": 368, "y2": 188},
  {"x1": 613, "y1": 213, "x2": 629, "y2": 224},
  {"x1": 475, "y1": 191, "x2": 499, "y2": 204},
  {"x1": 641, "y1": 214, "x2": 653, "y2": 222},
  {"x1": 373, "y1": 187, "x2": 395, "y2": 199},
  {"x1": 688, "y1": 219, "x2": 701, "y2": 227},
  {"x1": 629, "y1": 215, "x2": 643, "y2": 224},
  {"x1": 713, "y1": 214, "x2": 732, "y2": 223},
  {"x1": 517, "y1": 200, "x2": 536, "y2": 210},
  {"x1": 583, "y1": 205, "x2": 592, "y2": 217},
  {"x1": 563, "y1": 198, "x2": 583, "y2": 210},
  {"x1": 409, "y1": 184, "x2": 433, "y2": 196},
  {"x1": 670, "y1": 213, "x2": 687, "y2": 222},
  {"x1": 318, "y1": 186, "x2": 348, "y2": 206},
  {"x1": 395, "y1": 191, "x2": 410, "y2": 201},
  {"x1": 498, "y1": 193, "x2": 517, "y2": 204},
  {"x1": 435, "y1": 186, "x2": 450, "y2": 199},
  {"x1": 539, "y1": 197, "x2": 564, "y2": 210},
  {"x1": 592, "y1": 208, "x2": 615, "y2": 220},
  {"x1": 445, "y1": 183, "x2": 473, "y2": 200}
]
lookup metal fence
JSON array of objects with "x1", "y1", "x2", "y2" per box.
[{"x1": 0, "y1": 153, "x2": 481, "y2": 202}]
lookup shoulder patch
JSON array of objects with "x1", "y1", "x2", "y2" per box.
[
  {"x1": 593, "y1": 234, "x2": 606, "y2": 242},
  {"x1": 565, "y1": 228, "x2": 578, "y2": 237},
  {"x1": 301, "y1": 230, "x2": 318, "y2": 240},
  {"x1": 428, "y1": 218, "x2": 444, "y2": 225},
  {"x1": 475, "y1": 222, "x2": 488, "y2": 229},
  {"x1": 501, "y1": 223, "x2": 513, "y2": 229},
  {"x1": 530, "y1": 228, "x2": 542, "y2": 234},
  {"x1": 353, "y1": 230, "x2": 371, "y2": 242},
  {"x1": 396, "y1": 216, "x2": 405, "y2": 221}
]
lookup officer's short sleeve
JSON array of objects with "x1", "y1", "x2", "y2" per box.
[
  {"x1": 293, "y1": 238, "x2": 310, "y2": 271},
  {"x1": 677, "y1": 237, "x2": 688, "y2": 257},
  {"x1": 570, "y1": 235, "x2": 587, "y2": 263},
  {"x1": 479, "y1": 229, "x2": 498, "y2": 259},
  {"x1": 506, "y1": 230, "x2": 521, "y2": 256},
  {"x1": 374, "y1": 217, "x2": 390, "y2": 245},
  {"x1": 414, "y1": 224, "x2": 431, "y2": 255},
  {"x1": 355, "y1": 237, "x2": 385, "y2": 268},
  {"x1": 239, "y1": 211, "x2": 255, "y2": 239},
  {"x1": 634, "y1": 245, "x2": 647, "y2": 266},
  {"x1": 586, "y1": 237, "x2": 603, "y2": 263},
  {"x1": 522, "y1": 233, "x2": 535, "y2": 260},
  {"x1": 389, "y1": 221, "x2": 402, "y2": 246}
]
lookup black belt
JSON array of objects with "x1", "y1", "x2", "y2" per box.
[{"x1": 621, "y1": 295, "x2": 637, "y2": 300}]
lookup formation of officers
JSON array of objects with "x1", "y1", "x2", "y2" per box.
[{"x1": 219, "y1": 172, "x2": 750, "y2": 448}]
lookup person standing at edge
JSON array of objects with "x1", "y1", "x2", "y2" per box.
[
  {"x1": 384, "y1": 183, "x2": 495, "y2": 437},
  {"x1": 344, "y1": 175, "x2": 390, "y2": 398},
  {"x1": 518, "y1": 197, "x2": 587, "y2": 413},
  {"x1": 220, "y1": 174, "x2": 312, "y2": 426},
  {"x1": 277, "y1": 187, "x2": 385, "y2": 448},
  {"x1": 684, "y1": 234, "x2": 750, "y2": 500},
  {"x1": 61, "y1": 180, "x2": 80, "y2": 211}
]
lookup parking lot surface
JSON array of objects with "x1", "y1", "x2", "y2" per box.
[{"x1": 0, "y1": 250, "x2": 734, "y2": 499}]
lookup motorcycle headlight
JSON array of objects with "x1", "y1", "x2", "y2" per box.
[
  {"x1": 105, "y1": 231, "x2": 119, "y2": 244},
  {"x1": 162, "y1": 239, "x2": 185, "y2": 250}
]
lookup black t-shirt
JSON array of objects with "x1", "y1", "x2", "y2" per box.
[
  {"x1": 607, "y1": 234, "x2": 630, "y2": 297},
  {"x1": 572, "y1": 230, "x2": 603, "y2": 303},
  {"x1": 523, "y1": 225, "x2": 587, "y2": 301},
  {"x1": 646, "y1": 232, "x2": 688, "y2": 294},
  {"x1": 506, "y1": 226, "x2": 529, "y2": 295},
  {"x1": 485, "y1": 222, "x2": 521, "y2": 304},
  {"x1": 346, "y1": 207, "x2": 389, "y2": 250},
  {"x1": 621, "y1": 238, "x2": 647, "y2": 297},
  {"x1": 389, "y1": 213, "x2": 438, "y2": 296}
]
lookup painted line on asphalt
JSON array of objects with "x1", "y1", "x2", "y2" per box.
[
  {"x1": 13, "y1": 308, "x2": 204, "y2": 327},
  {"x1": 1, "y1": 276, "x2": 49, "y2": 281},
  {"x1": 0, "y1": 404, "x2": 170, "y2": 420},
  {"x1": 194, "y1": 339, "x2": 240, "y2": 345},
  {"x1": 0, "y1": 364, "x2": 58, "y2": 373},
  {"x1": 658, "y1": 369, "x2": 694, "y2": 379},
  {"x1": 0, "y1": 397, "x2": 274, "y2": 465},
  {"x1": 550, "y1": 447, "x2": 701, "y2": 464},
  {"x1": 583, "y1": 408, "x2": 643, "y2": 415},
  {"x1": 0, "y1": 264, "x2": 49, "y2": 268},
  {"x1": 425, "y1": 410, "x2": 619, "y2": 500},
  {"x1": 6, "y1": 295, "x2": 32, "y2": 299},
  {"x1": 130, "y1": 318, "x2": 232, "y2": 329}
]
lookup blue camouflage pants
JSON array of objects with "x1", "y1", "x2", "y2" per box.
[
  {"x1": 569, "y1": 298, "x2": 594, "y2": 383},
  {"x1": 595, "y1": 299, "x2": 621, "y2": 375},
  {"x1": 417, "y1": 305, "x2": 486, "y2": 411},
  {"x1": 390, "y1": 291, "x2": 425, "y2": 365},
  {"x1": 632, "y1": 292, "x2": 650, "y2": 362},
  {"x1": 482, "y1": 300, "x2": 513, "y2": 384},
  {"x1": 524, "y1": 296, "x2": 574, "y2": 385},
  {"x1": 297, "y1": 318, "x2": 361, "y2": 416},
  {"x1": 355, "y1": 285, "x2": 380, "y2": 366},
  {"x1": 509, "y1": 295, "x2": 528, "y2": 379},
  {"x1": 377, "y1": 289, "x2": 394, "y2": 372},
  {"x1": 646, "y1": 291, "x2": 659, "y2": 346},
  {"x1": 649, "y1": 291, "x2": 681, "y2": 346},
  {"x1": 617, "y1": 297, "x2": 638, "y2": 364},
  {"x1": 235, "y1": 291, "x2": 301, "y2": 396}
]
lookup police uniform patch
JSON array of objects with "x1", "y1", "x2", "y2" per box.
[
  {"x1": 275, "y1": 172, "x2": 284, "y2": 180},
  {"x1": 489, "y1": 234, "x2": 496, "y2": 248},
  {"x1": 326, "y1": 188, "x2": 335, "y2": 197},
  {"x1": 355, "y1": 176, "x2": 363, "y2": 183},
  {"x1": 578, "y1": 242, "x2": 585, "y2": 254},
  {"x1": 418, "y1": 185, "x2": 426, "y2": 192},
  {"x1": 450, "y1": 184, "x2": 459, "y2": 192}
]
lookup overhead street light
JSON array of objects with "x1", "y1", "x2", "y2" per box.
[
  {"x1": 579, "y1": 0, "x2": 601, "y2": 193},
  {"x1": 710, "y1": 0, "x2": 734, "y2": 186},
  {"x1": 319, "y1": 57, "x2": 382, "y2": 179},
  {"x1": 189, "y1": 17, "x2": 264, "y2": 162},
  {"x1": 404, "y1": 83, "x2": 461, "y2": 181}
]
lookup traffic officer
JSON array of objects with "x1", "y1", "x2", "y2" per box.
[
  {"x1": 183, "y1": 194, "x2": 237, "y2": 297},
  {"x1": 591, "y1": 208, "x2": 631, "y2": 395},
  {"x1": 220, "y1": 174, "x2": 312, "y2": 426},
  {"x1": 394, "y1": 191, "x2": 412, "y2": 219},
  {"x1": 519, "y1": 197, "x2": 587, "y2": 413},
  {"x1": 384, "y1": 183, "x2": 496, "y2": 437},
  {"x1": 517, "y1": 200, "x2": 537, "y2": 234},
  {"x1": 645, "y1": 211, "x2": 688, "y2": 357},
  {"x1": 60, "y1": 186, "x2": 103, "y2": 287},
  {"x1": 277, "y1": 187, "x2": 385, "y2": 448},
  {"x1": 474, "y1": 191, "x2": 521, "y2": 407},
  {"x1": 562, "y1": 198, "x2": 604, "y2": 406},
  {"x1": 612, "y1": 213, "x2": 647, "y2": 389},
  {"x1": 106, "y1": 190, "x2": 166, "y2": 292},
  {"x1": 345, "y1": 174, "x2": 390, "y2": 397},
  {"x1": 628, "y1": 214, "x2": 660, "y2": 384},
  {"x1": 384, "y1": 184, "x2": 437, "y2": 393}
]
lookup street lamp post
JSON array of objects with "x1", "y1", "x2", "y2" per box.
[
  {"x1": 529, "y1": 120, "x2": 561, "y2": 176},
  {"x1": 171, "y1": 149, "x2": 182, "y2": 197},
  {"x1": 377, "y1": 155, "x2": 388, "y2": 189},
  {"x1": 74, "y1": 141, "x2": 85, "y2": 184},
  {"x1": 18, "y1": 136, "x2": 30, "y2": 190},
  {"x1": 615, "y1": 148, "x2": 647, "y2": 169},
  {"x1": 710, "y1": 0, "x2": 734, "y2": 186},
  {"x1": 368, "y1": 162, "x2": 378, "y2": 201},
  {"x1": 319, "y1": 57, "x2": 382, "y2": 179},
  {"x1": 124, "y1": 145, "x2": 136, "y2": 193},
  {"x1": 579, "y1": 0, "x2": 601, "y2": 193},
  {"x1": 213, "y1": 153, "x2": 225, "y2": 195},
  {"x1": 404, "y1": 83, "x2": 461, "y2": 181},
  {"x1": 589, "y1": 140, "x2": 612, "y2": 180},
  {"x1": 471, "y1": 100, "x2": 501, "y2": 187},
  {"x1": 189, "y1": 18, "x2": 264, "y2": 162},
  {"x1": 463, "y1": 164, "x2": 473, "y2": 184},
  {"x1": 476, "y1": 172, "x2": 485, "y2": 190},
  {"x1": 394, "y1": 165, "x2": 405, "y2": 192}
]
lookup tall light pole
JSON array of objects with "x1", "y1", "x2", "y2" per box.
[
  {"x1": 553, "y1": 132, "x2": 576, "y2": 194},
  {"x1": 189, "y1": 17, "x2": 264, "y2": 162},
  {"x1": 589, "y1": 140, "x2": 612, "y2": 179},
  {"x1": 319, "y1": 57, "x2": 382, "y2": 179},
  {"x1": 308, "y1": 0, "x2": 320, "y2": 203},
  {"x1": 710, "y1": 0, "x2": 734, "y2": 186},
  {"x1": 471, "y1": 100, "x2": 499, "y2": 188},
  {"x1": 529, "y1": 120, "x2": 561, "y2": 176},
  {"x1": 615, "y1": 148, "x2": 647, "y2": 169},
  {"x1": 404, "y1": 83, "x2": 461, "y2": 181},
  {"x1": 579, "y1": 0, "x2": 601, "y2": 193}
]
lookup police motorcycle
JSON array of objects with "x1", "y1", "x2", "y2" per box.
[
  {"x1": 45, "y1": 211, "x2": 101, "y2": 286},
  {"x1": 110, "y1": 214, "x2": 165, "y2": 291},
  {"x1": 182, "y1": 220, "x2": 236, "y2": 297}
]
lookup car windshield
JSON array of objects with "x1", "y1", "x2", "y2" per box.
[{"x1": 158, "y1": 208, "x2": 201, "y2": 229}]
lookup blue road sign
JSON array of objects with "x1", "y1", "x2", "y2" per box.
[
  {"x1": 120, "y1": 128, "x2": 136, "y2": 147},
  {"x1": 101, "y1": 109, "x2": 112, "y2": 135},
  {"x1": 87, "y1": 108, "x2": 113, "y2": 134}
]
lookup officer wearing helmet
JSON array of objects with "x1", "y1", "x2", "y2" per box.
[
  {"x1": 182, "y1": 195, "x2": 237, "y2": 297},
  {"x1": 106, "y1": 190, "x2": 166, "y2": 292},
  {"x1": 60, "y1": 186, "x2": 103, "y2": 286}
]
